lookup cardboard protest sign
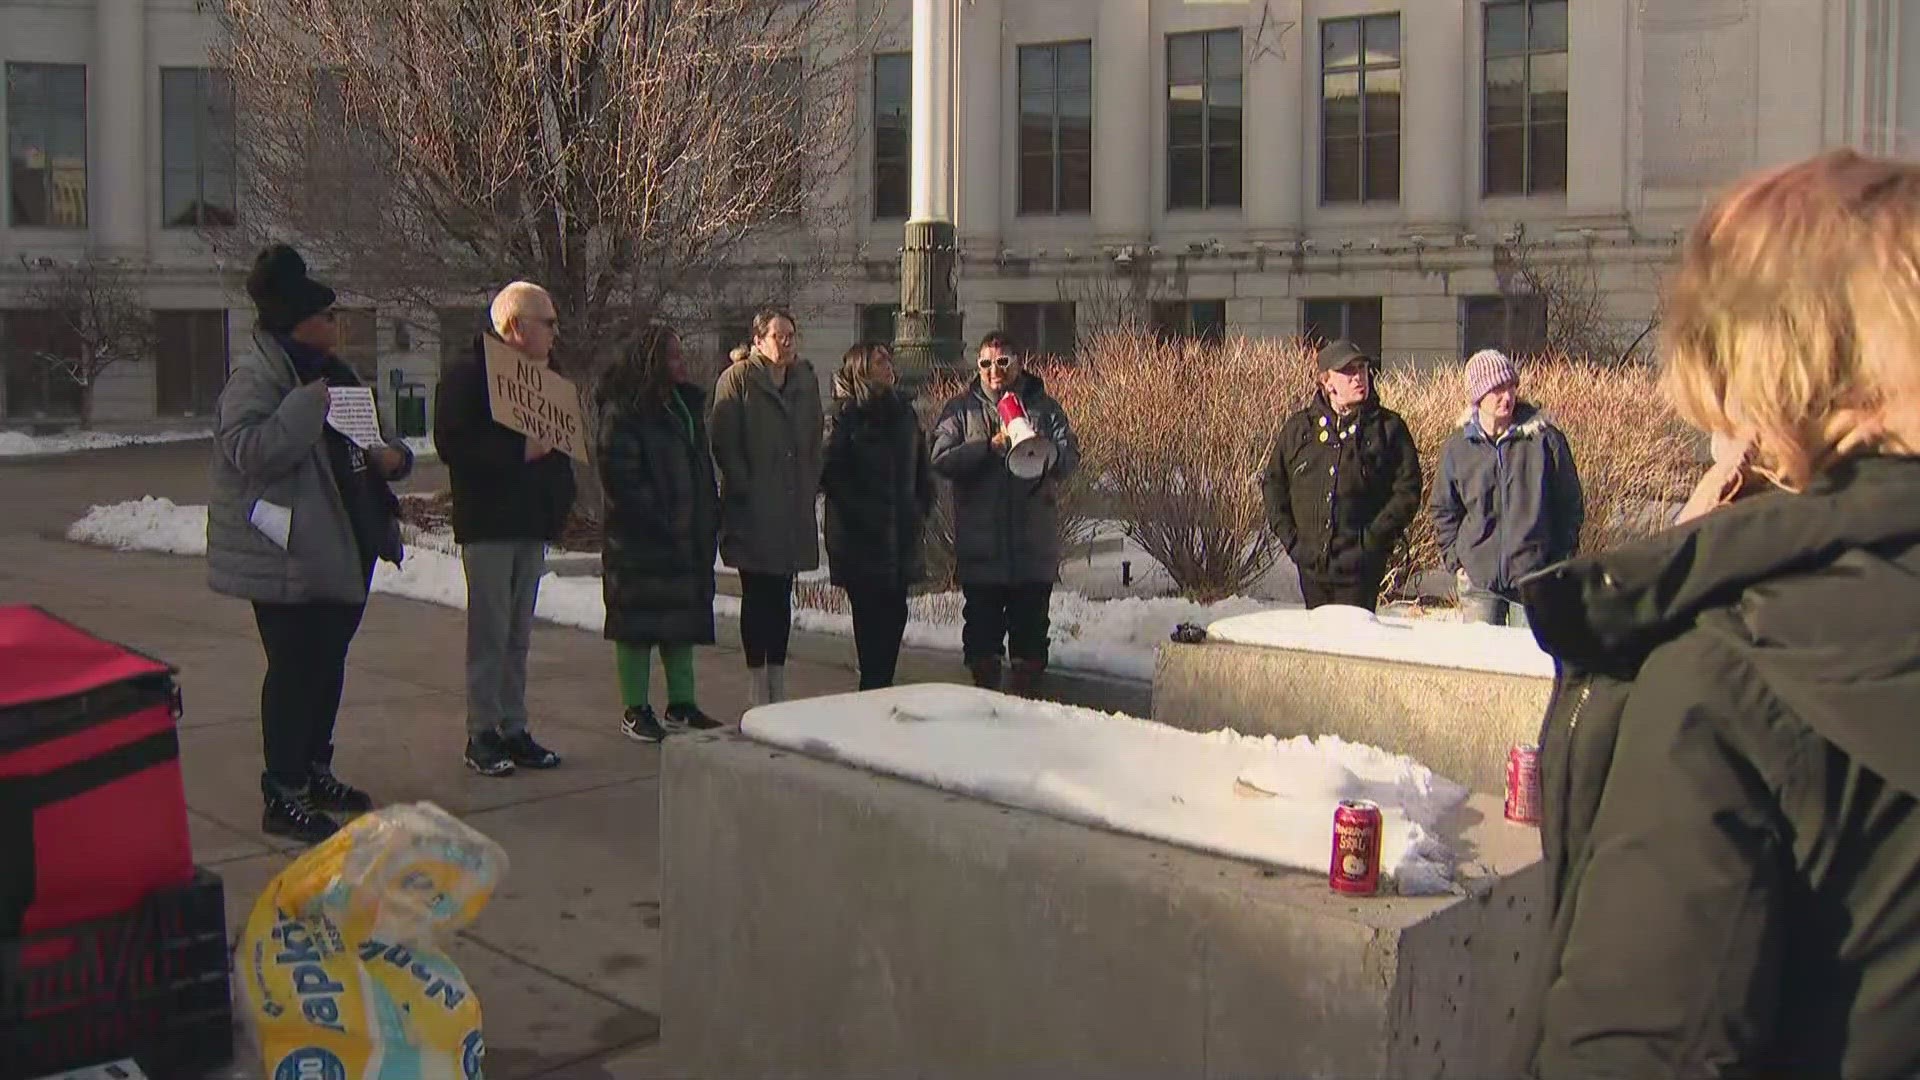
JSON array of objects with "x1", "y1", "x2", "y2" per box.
[{"x1": 483, "y1": 335, "x2": 589, "y2": 461}]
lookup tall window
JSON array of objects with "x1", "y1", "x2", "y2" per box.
[
  {"x1": 335, "y1": 309, "x2": 378, "y2": 384},
  {"x1": 304, "y1": 69, "x2": 386, "y2": 232},
  {"x1": 1018, "y1": 42, "x2": 1093, "y2": 215},
  {"x1": 1302, "y1": 298, "x2": 1384, "y2": 362},
  {"x1": 1167, "y1": 30, "x2": 1242, "y2": 210},
  {"x1": 1320, "y1": 17, "x2": 1401, "y2": 204},
  {"x1": 1151, "y1": 300, "x2": 1228, "y2": 344},
  {"x1": 1463, "y1": 295, "x2": 1548, "y2": 356},
  {"x1": 1484, "y1": 0, "x2": 1568, "y2": 196},
  {"x1": 2, "y1": 310, "x2": 84, "y2": 418},
  {"x1": 745, "y1": 57, "x2": 805, "y2": 218},
  {"x1": 1001, "y1": 303, "x2": 1078, "y2": 362},
  {"x1": 872, "y1": 53, "x2": 912, "y2": 219},
  {"x1": 858, "y1": 304, "x2": 897, "y2": 346},
  {"x1": 161, "y1": 68, "x2": 238, "y2": 228},
  {"x1": 437, "y1": 307, "x2": 486, "y2": 374},
  {"x1": 154, "y1": 311, "x2": 230, "y2": 416},
  {"x1": 6, "y1": 64, "x2": 88, "y2": 228}
]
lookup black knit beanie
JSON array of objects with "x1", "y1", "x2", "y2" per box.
[{"x1": 246, "y1": 244, "x2": 336, "y2": 333}]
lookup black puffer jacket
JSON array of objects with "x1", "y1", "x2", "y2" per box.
[
  {"x1": 929, "y1": 373, "x2": 1081, "y2": 587},
  {"x1": 433, "y1": 335, "x2": 577, "y2": 543},
  {"x1": 595, "y1": 383, "x2": 719, "y2": 646},
  {"x1": 822, "y1": 384, "x2": 933, "y2": 592},
  {"x1": 1260, "y1": 391, "x2": 1421, "y2": 581},
  {"x1": 1511, "y1": 455, "x2": 1920, "y2": 1079}
]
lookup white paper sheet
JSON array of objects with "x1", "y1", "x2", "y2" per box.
[
  {"x1": 249, "y1": 499, "x2": 292, "y2": 550},
  {"x1": 325, "y1": 386, "x2": 385, "y2": 450}
]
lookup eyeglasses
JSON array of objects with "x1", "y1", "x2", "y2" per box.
[{"x1": 978, "y1": 355, "x2": 1015, "y2": 371}]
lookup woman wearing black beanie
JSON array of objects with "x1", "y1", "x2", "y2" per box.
[{"x1": 205, "y1": 244, "x2": 413, "y2": 843}]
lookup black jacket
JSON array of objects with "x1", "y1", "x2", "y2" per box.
[
  {"x1": 822, "y1": 385, "x2": 933, "y2": 593},
  {"x1": 928, "y1": 373, "x2": 1081, "y2": 587},
  {"x1": 432, "y1": 335, "x2": 577, "y2": 544},
  {"x1": 1512, "y1": 455, "x2": 1920, "y2": 1079},
  {"x1": 1260, "y1": 391, "x2": 1421, "y2": 582},
  {"x1": 595, "y1": 382, "x2": 720, "y2": 647}
]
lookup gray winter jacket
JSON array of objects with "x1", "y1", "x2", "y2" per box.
[
  {"x1": 930, "y1": 373, "x2": 1081, "y2": 587},
  {"x1": 708, "y1": 351, "x2": 825, "y2": 576},
  {"x1": 1430, "y1": 403, "x2": 1583, "y2": 594},
  {"x1": 207, "y1": 329, "x2": 413, "y2": 605}
]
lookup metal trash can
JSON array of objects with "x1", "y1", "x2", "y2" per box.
[{"x1": 396, "y1": 383, "x2": 428, "y2": 438}]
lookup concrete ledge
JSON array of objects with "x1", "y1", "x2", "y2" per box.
[
  {"x1": 1153, "y1": 641, "x2": 1553, "y2": 796},
  {"x1": 662, "y1": 732, "x2": 1542, "y2": 1079}
]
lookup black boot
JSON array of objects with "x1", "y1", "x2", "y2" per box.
[
  {"x1": 967, "y1": 656, "x2": 1003, "y2": 691},
  {"x1": 664, "y1": 703, "x2": 723, "y2": 731},
  {"x1": 263, "y1": 786, "x2": 341, "y2": 845},
  {"x1": 309, "y1": 764, "x2": 374, "y2": 813},
  {"x1": 1007, "y1": 658, "x2": 1047, "y2": 699}
]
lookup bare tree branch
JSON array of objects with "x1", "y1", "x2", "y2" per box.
[{"x1": 16, "y1": 256, "x2": 158, "y2": 428}]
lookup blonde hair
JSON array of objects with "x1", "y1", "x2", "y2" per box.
[
  {"x1": 489, "y1": 280, "x2": 553, "y2": 337},
  {"x1": 1660, "y1": 149, "x2": 1920, "y2": 489}
]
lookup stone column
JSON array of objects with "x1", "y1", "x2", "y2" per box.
[
  {"x1": 896, "y1": 0, "x2": 962, "y2": 394},
  {"x1": 957, "y1": 0, "x2": 1003, "y2": 254},
  {"x1": 1399, "y1": 0, "x2": 1467, "y2": 232},
  {"x1": 1566, "y1": 0, "x2": 1628, "y2": 218},
  {"x1": 1093, "y1": 0, "x2": 1152, "y2": 246},
  {"x1": 94, "y1": 0, "x2": 148, "y2": 257},
  {"x1": 1243, "y1": 0, "x2": 1305, "y2": 238}
]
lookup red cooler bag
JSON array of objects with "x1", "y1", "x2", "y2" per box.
[{"x1": 0, "y1": 605, "x2": 194, "y2": 941}]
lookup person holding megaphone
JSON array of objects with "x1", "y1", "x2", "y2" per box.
[{"x1": 930, "y1": 331, "x2": 1081, "y2": 697}]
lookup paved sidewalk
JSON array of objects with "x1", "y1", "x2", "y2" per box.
[{"x1": 1, "y1": 442, "x2": 1149, "y2": 1079}]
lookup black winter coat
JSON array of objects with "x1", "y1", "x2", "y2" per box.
[
  {"x1": 595, "y1": 383, "x2": 719, "y2": 646},
  {"x1": 822, "y1": 387, "x2": 933, "y2": 592},
  {"x1": 1260, "y1": 392, "x2": 1421, "y2": 582},
  {"x1": 929, "y1": 374, "x2": 1081, "y2": 587},
  {"x1": 1511, "y1": 455, "x2": 1920, "y2": 1079},
  {"x1": 432, "y1": 335, "x2": 577, "y2": 543}
]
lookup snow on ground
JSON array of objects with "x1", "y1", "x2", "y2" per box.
[
  {"x1": 742, "y1": 684, "x2": 1471, "y2": 894},
  {"x1": 1206, "y1": 606, "x2": 1553, "y2": 679},
  {"x1": 69, "y1": 498, "x2": 1532, "y2": 685},
  {"x1": 0, "y1": 428, "x2": 210, "y2": 457}
]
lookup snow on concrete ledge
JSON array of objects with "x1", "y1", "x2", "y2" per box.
[
  {"x1": 0, "y1": 428, "x2": 210, "y2": 457},
  {"x1": 741, "y1": 683, "x2": 1472, "y2": 894},
  {"x1": 1204, "y1": 605, "x2": 1555, "y2": 679}
]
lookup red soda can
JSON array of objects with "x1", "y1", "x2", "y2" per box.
[
  {"x1": 1329, "y1": 799, "x2": 1383, "y2": 896},
  {"x1": 1505, "y1": 744, "x2": 1542, "y2": 825}
]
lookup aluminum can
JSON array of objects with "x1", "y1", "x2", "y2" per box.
[
  {"x1": 1506, "y1": 744, "x2": 1543, "y2": 825},
  {"x1": 1329, "y1": 799, "x2": 1383, "y2": 896}
]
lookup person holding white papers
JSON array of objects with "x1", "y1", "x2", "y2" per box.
[{"x1": 206, "y1": 244, "x2": 413, "y2": 844}]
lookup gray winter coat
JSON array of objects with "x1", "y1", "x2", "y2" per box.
[
  {"x1": 709, "y1": 351, "x2": 825, "y2": 576},
  {"x1": 929, "y1": 373, "x2": 1081, "y2": 587},
  {"x1": 1430, "y1": 403, "x2": 1583, "y2": 594},
  {"x1": 206, "y1": 329, "x2": 413, "y2": 605}
]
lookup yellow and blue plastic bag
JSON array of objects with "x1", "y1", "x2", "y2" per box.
[{"x1": 236, "y1": 802, "x2": 508, "y2": 1080}]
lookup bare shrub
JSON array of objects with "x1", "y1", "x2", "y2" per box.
[
  {"x1": 1061, "y1": 331, "x2": 1302, "y2": 602},
  {"x1": 1373, "y1": 357, "x2": 1698, "y2": 596}
]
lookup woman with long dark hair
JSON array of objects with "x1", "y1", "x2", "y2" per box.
[
  {"x1": 595, "y1": 325, "x2": 721, "y2": 743},
  {"x1": 822, "y1": 342, "x2": 932, "y2": 690}
]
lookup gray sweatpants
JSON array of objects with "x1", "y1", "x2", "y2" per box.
[{"x1": 463, "y1": 540, "x2": 547, "y2": 738}]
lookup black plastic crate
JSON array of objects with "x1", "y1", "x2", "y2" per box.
[{"x1": 0, "y1": 868, "x2": 232, "y2": 1080}]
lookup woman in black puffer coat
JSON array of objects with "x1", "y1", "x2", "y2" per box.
[
  {"x1": 594, "y1": 325, "x2": 721, "y2": 742},
  {"x1": 821, "y1": 342, "x2": 933, "y2": 690}
]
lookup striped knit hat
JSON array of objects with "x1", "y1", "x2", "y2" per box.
[{"x1": 1464, "y1": 349, "x2": 1518, "y2": 405}]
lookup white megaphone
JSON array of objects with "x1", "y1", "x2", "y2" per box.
[{"x1": 996, "y1": 392, "x2": 1057, "y2": 480}]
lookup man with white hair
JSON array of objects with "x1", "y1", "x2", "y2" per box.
[
  {"x1": 433, "y1": 281, "x2": 575, "y2": 775},
  {"x1": 1429, "y1": 349, "x2": 1585, "y2": 626}
]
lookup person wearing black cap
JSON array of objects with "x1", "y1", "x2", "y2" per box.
[
  {"x1": 1260, "y1": 339, "x2": 1422, "y2": 611},
  {"x1": 206, "y1": 243, "x2": 414, "y2": 843}
]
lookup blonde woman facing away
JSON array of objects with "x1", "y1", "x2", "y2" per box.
[{"x1": 1510, "y1": 149, "x2": 1920, "y2": 1078}]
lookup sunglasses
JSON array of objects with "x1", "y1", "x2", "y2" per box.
[{"x1": 978, "y1": 355, "x2": 1016, "y2": 371}]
